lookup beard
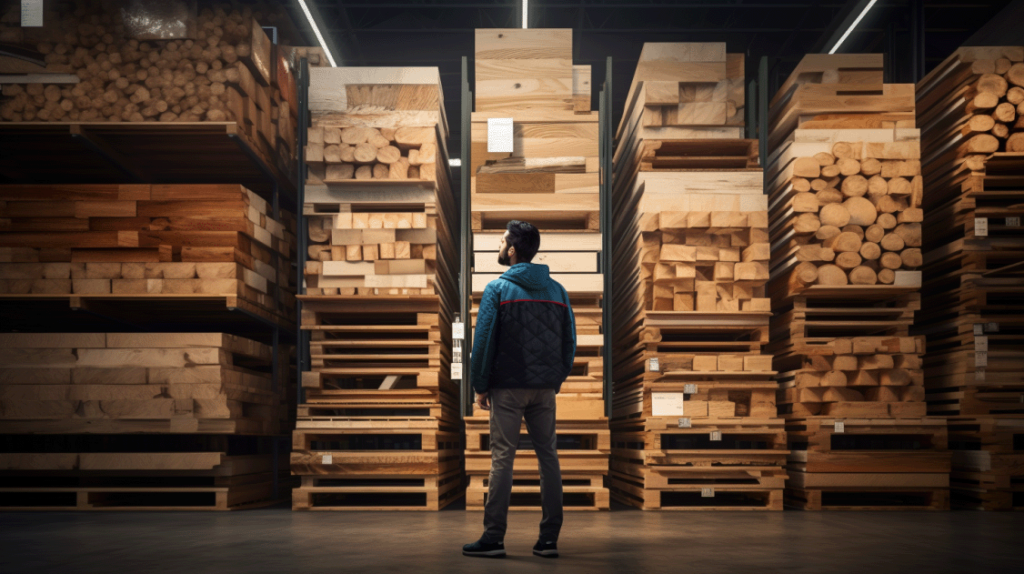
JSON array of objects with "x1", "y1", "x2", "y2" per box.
[{"x1": 497, "y1": 245, "x2": 512, "y2": 266}]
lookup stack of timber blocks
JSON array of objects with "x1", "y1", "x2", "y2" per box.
[
  {"x1": 767, "y1": 54, "x2": 950, "y2": 510},
  {"x1": 915, "y1": 46, "x2": 1024, "y2": 510},
  {"x1": 609, "y1": 43, "x2": 784, "y2": 511},
  {"x1": 0, "y1": 1, "x2": 300, "y2": 176},
  {"x1": 467, "y1": 28, "x2": 609, "y2": 511},
  {"x1": 295, "y1": 67, "x2": 463, "y2": 510}
]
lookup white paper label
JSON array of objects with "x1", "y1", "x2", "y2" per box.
[
  {"x1": 648, "y1": 357, "x2": 660, "y2": 372},
  {"x1": 709, "y1": 430, "x2": 722, "y2": 441},
  {"x1": 975, "y1": 218, "x2": 988, "y2": 237},
  {"x1": 652, "y1": 392, "x2": 685, "y2": 416},
  {"x1": 975, "y1": 351, "x2": 988, "y2": 367},
  {"x1": 1006, "y1": 217, "x2": 1021, "y2": 227},
  {"x1": 974, "y1": 324, "x2": 985, "y2": 336},
  {"x1": 21, "y1": 0, "x2": 43, "y2": 27},
  {"x1": 452, "y1": 322, "x2": 465, "y2": 339},
  {"x1": 975, "y1": 335, "x2": 989, "y2": 353},
  {"x1": 677, "y1": 417, "x2": 691, "y2": 428},
  {"x1": 701, "y1": 487, "x2": 715, "y2": 498},
  {"x1": 683, "y1": 383, "x2": 698, "y2": 395},
  {"x1": 322, "y1": 454, "x2": 332, "y2": 464},
  {"x1": 834, "y1": 421, "x2": 845, "y2": 433},
  {"x1": 451, "y1": 362, "x2": 463, "y2": 380},
  {"x1": 487, "y1": 118, "x2": 514, "y2": 153}
]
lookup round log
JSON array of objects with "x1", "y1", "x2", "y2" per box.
[
  {"x1": 996, "y1": 58, "x2": 1013, "y2": 74},
  {"x1": 880, "y1": 252, "x2": 903, "y2": 270},
  {"x1": 977, "y1": 73, "x2": 1008, "y2": 97},
  {"x1": 832, "y1": 142, "x2": 856, "y2": 159},
  {"x1": 836, "y1": 252, "x2": 863, "y2": 269},
  {"x1": 811, "y1": 178, "x2": 828, "y2": 191},
  {"x1": 877, "y1": 213, "x2": 898, "y2": 230},
  {"x1": 880, "y1": 233, "x2": 905, "y2": 252},
  {"x1": 865, "y1": 224, "x2": 885, "y2": 243},
  {"x1": 1007, "y1": 132, "x2": 1024, "y2": 152},
  {"x1": 966, "y1": 133, "x2": 1000, "y2": 154},
  {"x1": 842, "y1": 224, "x2": 865, "y2": 239},
  {"x1": 794, "y1": 213, "x2": 821, "y2": 234},
  {"x1": 1007, "y1": 86, "x2": 1024, "y2": 105},
  {"x1": 1004, "y1": 63, "x2": 1024, "y2": 87},
  {"x1": 867, "y1": 175, "x2": 888, "y2": 198},
  {"x1": 992, "y1": 123, "x2": 1009, "y2": 139},
  {"x1": 389, "y1": 158, "x2": 410, "y2": 179},
  {"x1": 969, "y1": 92, "x2": 999, "y2": 112},
  {"x1": 878, "y1": 269, "x2": 896, "y2": 284},
  {"x1": 813, "y1": 152, "x2": 836, "y2": 166},
  {"x1": 815, "y1": 225, "x2": 841, "y2": 241},
  {"x1": 900, "y1": 248, "x2": 923, "y2": 268},
  {"x1": 816, "y1": 188, "x2": 844, "y2": 205},
  {"x1": 827, "y1": 231, "x2": 862, "y2": 253},
  {"x1": 848, "y1": 266, "x2": 878, "y2": 285},
  {"x1": 368, "y1": 131, "x2": 391, "y2": 149},
  {"x1": 793, "y1": 192, "x2": 820, "y2": 212},
  {"x1": 792, "y1": 177, "x2": 811, "y2": 192},
  {"x1": 793, "y1": 157, "x2": 821, "y2": 178},
  {"x1": 860, "y1": 242, "x2": 881, "y2": 260},
  {"x1": 967, "y1": 114, "x2": 996, "y2": 133},
  {"x1": 821, "y1": 165, "x2": 842, "y2": 178},
  {"x1": 874, "y1": 195, "x2": 902, "y2": 213},
  {"x1": 844, "y1": 197, "x2": 877, "y2": 226},
  {"x1": 993, "y1": 102, "x2": 1016, "y2": 123},
  {"x1": 820, "y1": 203, "x2": 851, "y2": 227},
  {"x1": 376, "y1": 145, "x2": 401, "y2": 164},
  {"x1": 841, "y1": 175, "x2": 868, "y2": 198},
  {"x1": 341, "y1": 127, "x2": 370, "y2": 145},
  {"x1": 894, "y1": 223, "x2": 922, "y2": 247},
  {"x1": 372, "y1": 163, "x2": 390, "y2": 179},
  {"x1": 353, "y1": 143, "x2": 377, "y2": 163},
  {"x1": 837, "y1": 158, "x2": 861, "y2": 176},
  {"x1": 789, "y1": 262, "x2": 819, "y2": 290},
  {"x1": 821, "y1": 371, "x2": 848, "y2": 386},
  {"x1": 887, "y1": 177, "x2": 912, "y2": 195},
  {"x1": 817, "y1": 264, "x2": 849, "y2": 286},
  {"x1": 860, "y1": 158, "x2": 881, "y2": 176},
  {"x1": 308, "y1": 220, "x2": 330, "y2": 243}
]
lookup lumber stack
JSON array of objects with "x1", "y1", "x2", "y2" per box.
[
  {"x1": 767, "y1": 53, "x2": 949, "y2": 510},
  {"x1": 915, "y1": 46, "x2": 1024, "y2": 510},
  {"x1": 610, "y1": 43, "x2": 784, "y2": 511},
  {"x1": 294, "y1": 67, "x2": 463, "y2": 510},
  {"x1": 466, "y1": 28, "x2": 608, "y2": 511},
  {"x1": 0, "y1": 332, "x2": 290, "y2": 511},
  {"x1": 0, "y1": 183, "x2": 296, "y2": 324},
  {"x1": 0, "y1": 1, "x2": 298, "y2": 175}
]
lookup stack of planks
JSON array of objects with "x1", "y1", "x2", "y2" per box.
[
  {"x1": 0, "y1": 1, "x2": 298, "y2": 175},
  {"x1": 610, "y1": 43, "x2": 785, "y2": 511},
  {"x1": 0, "y1": 183, "x2": 296, "y2": 324},
  {"x1": 466, "y1": 28, "x2": 609, "y2": 511},
  {"x1": 293, "y1": 67, "x2": 463, "y2": 511},
  {"x1": 0, "y1": 332, "x2": 291, "y2": 511},
  {"x1": 767, "y1": 54, "x2": 950, "y2": 510},
  {"x1": 915, "y1": 46, "x2": 1024, "y2": 510}
]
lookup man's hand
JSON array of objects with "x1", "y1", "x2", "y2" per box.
[{"x1": 476, "y1": 392, "x2": 491, "y2": 411}]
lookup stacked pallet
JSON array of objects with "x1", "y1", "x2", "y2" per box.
[
  {"x1": 609, "y1": 43, "x2": 785, "y2": 511},
  {"x1": 465, "y1": 28, "x2": 608, "y2": 511},
  {"x1": 293, "y1": 67, "x2": 463, "y2": 510},
  {"x1": 0, "y1": 183, "x2": 296, "y2": 324},
  {"x1": 767, "y1": 53, "x2": 950, "y2": 510},
  {"x1": 915, "y1": 46, "x2": 1024, "y2": 510},
  {"x1": 0, "y1": 332, "x2": 290, "y2": 510},
  {"x1": 0, "y1": 1, "x2": 298, "y2": 174}
]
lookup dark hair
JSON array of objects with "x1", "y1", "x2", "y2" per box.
[{"x1": 506, "y1": 220, "x2": 540, "y2": 262}]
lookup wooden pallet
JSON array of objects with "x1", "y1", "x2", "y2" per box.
[
  {"x1": 611, "y1": 473, "x2": 783, "y2": 511},
  {"x1": 785, "y1": 486, "x2": 949, "y2": 511},
  {"x1": 466, "y1": 473, "x2": 609, "y2": 511},
  {"x1": 292, "y1": 469, "x2": 464, "y2": 511},
  {"x1": 946, "y1": 416, "x2": 1024, "y2": 510}
]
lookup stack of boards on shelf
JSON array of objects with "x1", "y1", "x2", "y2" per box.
[
  {"x1": 294, "y1": 66, "x2": 463, "y2": 510},
  {"x1": 467, "y1": 28, "x2": 608, "y2": 511},
  {"x1": 610, "y1": 42, "x2": 784, "y2": 511},
  {"x1": 0, "y1": 2, "x2": 300, "y2": 175},
  {"x1": 0, "y1": 333, "x2": 290, "y2": 511},
  {"x1": 915, "y1": 46, "x2": 1024, "y2": 510},
  {"x1": 0, "y1": 183, "x2": 296, "y2": 324},
  {"x1": 767, "y1": 53, "x2": 949, "y2": 510}
]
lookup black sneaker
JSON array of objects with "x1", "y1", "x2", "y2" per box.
[
  {"x1": 533, "y1": 539, "x2": 558, "y2": 558},
  {"x1": 462, "y1": 539, "x2": 506, "y2": 558}
]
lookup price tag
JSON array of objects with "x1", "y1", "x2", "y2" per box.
[
  {"x1": 487, "y1": 118, "x2": 514, "y2": 153},
  {"x1": 683, "y1": 383, "x2": 698, "y2": 395},
  {"x1": 975, "y1": 335, "x2": 989, "y2": 353},
  {"x1": 1007, "y1": 217, "x2": 1021, "y2": 227},
  {"x1": 649, "y1": 357, "x2": 660, "y2": 372},
  {"x1": 652, "y1": 393, "x2": 685, "y2": 416},
  {"x1": 451, "y1": 363, "x2": 463, "y2": 380},
  {"x1": 452, "y1": 322, "x2": 465, "y2": 340},
  {"x1": 975, "y1": 352, "x2": 988, "y2": 367},
  {"x1": 677, "y1": 417, "x2": 691, "y2": 428},
  {"x1": 701, "y1": 487, "x2": 715, "y2": 498},
  {"x1": 974, "y1": 218, "x2": 988, "y2": 237},
  {"x1": 21, "y1": 0, "x2": 43, "y2": 27},
  {"x1": 709, "y1": 430, "x2": 722, "y2": 441},
  {"x1": 322, "y1": 454, "x2": 333, "y2": 464},
  {"x1": 974, "y1": 324, "x2": 985, "y2": 336},
  {"x1": 834, "y1": 421, "x2": 845, "y2": 433}
]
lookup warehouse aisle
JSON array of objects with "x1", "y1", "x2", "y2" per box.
[{"x1": 2, "y1": 506, "x2": 1020, "y2": 574}]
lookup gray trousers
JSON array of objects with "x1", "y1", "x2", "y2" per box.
[{"x1": 482, "y1": 387, "x2": 563, "y2": 543}]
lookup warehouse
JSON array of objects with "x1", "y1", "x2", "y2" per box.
[{"x1": 0, "y1": 0, "x2": 1022, "y2": 572}]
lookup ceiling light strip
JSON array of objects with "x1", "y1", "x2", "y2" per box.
[
  {"x1": 828, "y1": 0, "x2": 878, "y2": 54},
  {"x1": 522, "y1": 0, "x2": 529, "y2": 29},
  {"x1": 297, "y1": 0, "x2": 338, "y2": 67}
]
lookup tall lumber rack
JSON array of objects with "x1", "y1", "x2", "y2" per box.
[
  {"x1": 0, "y1": 77, "x2": 300, "y2": 511},
  {"x1": 914, "y1": 46, "x2": 1024, "y2": 511},
  {"x1": 460, "y1": 28, "x2": 611, "y2": 511},
  {"x1": 609, "y1": 43, "x2": 784, "y2": 511},
  {"x1": 293, "y1": 63, "x2": 463, "y2": 511},
  {"x1": 766, "y1": 53, "x2": 950, "y2": 510}
]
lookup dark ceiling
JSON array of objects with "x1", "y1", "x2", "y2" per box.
[{"x1": 287, "y1": 0, "x2": 1018, "y2": 156}]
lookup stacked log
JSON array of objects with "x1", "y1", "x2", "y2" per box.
[
  {"x1": 915, "y1": 46, "x2": 1024, "y2": 510},
  {"x1": 767, "y1": 53, "x2": 950, "y2": 510}
]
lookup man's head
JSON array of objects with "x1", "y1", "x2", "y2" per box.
[{"x1": 498, "y1": 220, "x2": 540, "y2": 266}]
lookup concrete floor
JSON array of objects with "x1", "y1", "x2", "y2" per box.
[{"x1": 1, "y1": 503, "x2": 1021, "y2": 574}]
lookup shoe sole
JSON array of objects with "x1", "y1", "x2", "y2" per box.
[
  {"x1": 463, "y1": 550, "x2": 507, "y2": 558},
  {"x1": 533, "y1": 550, "x2": 559, "y2": 558}
]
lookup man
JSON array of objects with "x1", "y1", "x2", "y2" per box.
[{"x1": 462, "y1": 220, "x2": 576, "y2": 560}]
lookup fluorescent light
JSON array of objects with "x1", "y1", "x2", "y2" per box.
[
  {"x1": 297, "y1": 0, "x2": 338, "y2": 67},
  {"x1": 828, "y1": 0, "x2": 877, "y2": 54},
  {"x1": 522, "y1": 0, "x2": 528, "y2": 29},
  {"x1": 449, "y1": 158, "x2": 462, "y2": 167}
]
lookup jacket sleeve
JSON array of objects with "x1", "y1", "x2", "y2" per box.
[
  {"x1": 470, "y1": 281, "x2": 502, "y2": 394},
  {"x1": 561, "y1": 287, "x2": 577, "y2": 386}
]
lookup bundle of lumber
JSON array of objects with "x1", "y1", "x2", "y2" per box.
[
  {"x1": 305, "y1": 125, "x2": 439, "y2": 183},
  {"x1": 609, "y1": 43, "x2": 784, "y2": 511},
  {"x1": 0, "y1": 1, "x2": 298, "y2": 173},
  {"x1": 0, "y1": 183, "x2": 296, "y2": 323},
  {"x1": 767, "y1": 53, "x2": 947, "y2": 510},
  {"x1": 914, "y1": 46, "x2": 1024, "y2": 511},
  {"x1": 467, "y1": 28, "x2": 608, "y2": 510}
]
